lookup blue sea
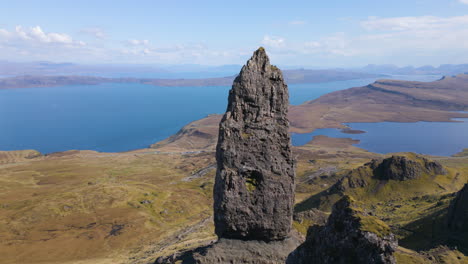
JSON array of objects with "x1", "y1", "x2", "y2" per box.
[
  {"x1": 2, "y1": 74, "x2": 466, "y2": 156},
  {"x1": 291, "y1": 119, "x2": 468, "y2": 157}
]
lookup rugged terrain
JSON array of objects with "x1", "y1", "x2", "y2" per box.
[
  {"x1": 1, "y1": 52, "x2": 468, "y2": 263},
  {"x1": 1, "y1": 137, "x2": 467, "y2": 263}
]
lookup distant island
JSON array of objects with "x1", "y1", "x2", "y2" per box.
[
  {"x1": 4, "y1": 61, "x2": 468, "y2": 90},
  {"x1": 152, "y1": 73, "x2": 468, "y2": 152},
  {"x1": 358, "y1": 63, "x2": 468, "y2": 76},
  {"x1": 0, "y1": 69, "x2": 386, "y2": 89}
]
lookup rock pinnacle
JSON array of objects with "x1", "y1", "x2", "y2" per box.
[{"x1": 213, "y1": 47, "x2": 296, "y2": 241}]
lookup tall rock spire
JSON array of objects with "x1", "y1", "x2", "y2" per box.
[{"x1": 213, "y1": 47, "x2": 296, "y2": 241}]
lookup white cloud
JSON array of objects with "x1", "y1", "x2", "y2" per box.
[
  {"x1": 289, "y1": 20, "x2": 306, "y2": 26},
  {"x1": 0, "y1": 25, "x2": 95, "y2": 63},
  {"x1": 357, "y1": 15, "x2": 468, "y2": 53},
  {"x1": 261, "y1": 35, "x2": 285, "y2": 48},
  {"x1": 0, "y1": 25, "x2": 84, "y2": 46},
  {"x1": 256, "y1": 14, "x2": 468, "y2": 66},
  {"x1": 126, "y1": 39, "x2": 150, "y2": 46},
  {"x1": 80, "y1": 27, "x2": 106, "y2": 39},
  {"x1": 361, "y1": 15, "x2": 468, "y2": 31},
  {"x1": 459, "y1": 0, "x2": 468, "y2": 4}
]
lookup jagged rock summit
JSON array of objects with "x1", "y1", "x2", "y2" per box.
[
  {"x1": 287, "y1": 196, "x2": 398, "y2": 264},
  {"x1": 214, "y1": 47, "x2": 296, "y2": 241}
]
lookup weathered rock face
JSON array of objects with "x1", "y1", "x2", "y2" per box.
[
  {"x1": 448, "y1": 184, "x2": 468, "y2": 232},
  {"x1": 213, "y1": 47, "x2": 295, "y2": 241},
  {"x1": 288, "y1": 196, "x2": 398, "y2": 264}
]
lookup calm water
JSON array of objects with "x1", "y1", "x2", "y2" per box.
[
  {"x1": 0, "y1": 75, "x2": 451, "y2": 154},
  {"x1": 291, "y1": 119, "x2": 468, "y2": 156}
]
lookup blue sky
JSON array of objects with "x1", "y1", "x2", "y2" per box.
[{"x1": 1, "y1": 0, "x2": 468, "y2": 67}]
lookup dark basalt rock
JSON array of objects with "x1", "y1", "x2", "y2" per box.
[
  {"x1": 287, "y1": 196, "x2": 398, "y2": 264},
  {"x1": 213, "y1": 47, "x2": 295, "y2": 241},
  {"x1": 448, "y1": 184, "x2": 468, "y2": 232},
  {"x1": 155, "y1": 235, "x2": 303, "y2": 264}
]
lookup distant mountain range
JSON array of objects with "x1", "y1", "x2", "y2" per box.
[
  {"x1": 0, "y1": 70, "x2": 386, "y2": 89},
  {"x1": 3, "y1": 60, "x2": 468, "y2": 89},
  {"x1": 2, "y1": 61, "x2": 468, "y2": 79},
  {"x1": 356, "y1": 63, "x2": 468, "y2": 75},
  {"x1": 0, "y1": 61, "x2": 241, "y2": 79}
]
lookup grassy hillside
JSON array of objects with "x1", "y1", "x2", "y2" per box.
[
  {"x1": 1, "y1": 138, "x2": 466, "y2": 263},
  {"x1": 0, "y1": 149, "x2": 216, "y2": 264}
]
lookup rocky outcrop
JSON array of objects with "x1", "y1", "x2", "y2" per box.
[
  {"x1": 372, "y1": 155, "x2": 447, "y2": 181},
  {"x1": 155, "y1": 235, "x2": 303, "y2": 264},
  {"x1": 333, "y1": 165, "x2": 372, "y2": 192},
  {"x1": 334, "y1": 155, "x2": 447, "y2": 192},
  {"x1": 214, "y1": 47, "x2": 295, "y2": 241},
  {"x1": 288, "y1": 196, "x2": 398, "y2": 264},
  {"x1": 448, "y1": 184, "x2": 468, "y2": 232}
]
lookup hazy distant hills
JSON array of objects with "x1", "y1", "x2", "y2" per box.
[
  {"x1": 3, "y1": 60, "x2": 468, "y2": 89},
  {"x1": 283, "y1": 69, "x2": 384, "y2": 84},
  {"x1": 0, "y1": 61, "x2": 241, "y2": 79},
  {"x1": 0, "y1": 69, "x2": 385, "y2": 89},
  {"x1": 358, "y1": 63, "x2": 468, "y2": 75},
  {"x1": 2, "y1": 61, "x2": 468, "y2": 79}
]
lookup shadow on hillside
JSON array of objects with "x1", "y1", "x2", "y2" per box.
[
  {"x1": 399, "y1": 206, "x2": 468, "y2": 256},
  {"x1": 294, "y1": 188, "x2": 341, "y2": 213}
]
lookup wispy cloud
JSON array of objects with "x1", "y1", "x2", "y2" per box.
[
  {"x1": 357, "y1": 15, "x2": 468, "y2": 53},
  {"x1": 361, "y1": 15, "x2": 468, "y2": 31},
  {"x1": 80, "y1": 27, "x2": 106, "y2": 39},
  {"x1": 258, "y1": 15, "x2": 468, "y2": 66},
  {"x1": 0, "y1": 26, "x2": 85, "y2": 46},
  {"x1": 0, "y1": 25, "x2": 247, "y2": 64},
  {"x1": 261, "y1": 35, "x2": 286, "y2": 48},
  {"x1": 289, "y1": 20, "x2": 306, "y2": 26},
  {"x1": 459, "y1": 0, "x2": 468, "y2": 4},
  {"x1": 125, "y1": 39, "x2": 150, "y2": 46}
]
